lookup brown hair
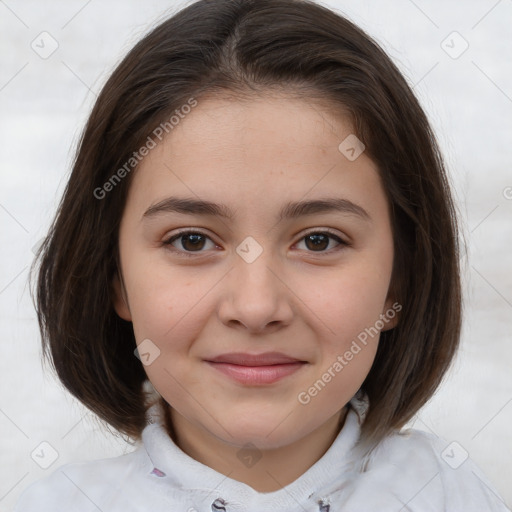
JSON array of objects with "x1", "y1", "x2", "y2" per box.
[{"x1": 30, "y1": 0, "x2": 463, "y2": 448}]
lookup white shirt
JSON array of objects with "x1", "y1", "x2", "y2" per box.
[{"x1": 14, "y1": 391, "x2": 511, "y2": 512}]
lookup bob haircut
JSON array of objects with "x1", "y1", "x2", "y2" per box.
[{"x1": 31, "y1": 0, "x2": 463, "y2": 448}]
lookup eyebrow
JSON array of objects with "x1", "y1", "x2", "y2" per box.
[{"x1": 142, "y1": 196, "x2": 371, "y2": 223}]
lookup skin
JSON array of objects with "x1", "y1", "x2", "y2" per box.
[{"x1": 112, "y1": 93, "x2": 397, "y2": 492}]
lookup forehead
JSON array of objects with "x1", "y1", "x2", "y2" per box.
[
  {"x1": 165, "y1": 94, "x2": 351, "y2": 159},
  {"x1": 124, "y1": 95, "x2": 388, "y2": 224}
]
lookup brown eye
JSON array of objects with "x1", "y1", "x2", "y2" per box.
[
  {"x1": 295, "y1": 230, "x2": 347, "y2": 253},
  {"x1": 163, "y1": 230, "x2": 216, "y2": 256}
]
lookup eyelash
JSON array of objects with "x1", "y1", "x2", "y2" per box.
[{"x1": 162, "y1": 228, "x2": 349, "y2": 258}]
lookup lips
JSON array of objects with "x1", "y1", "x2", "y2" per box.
[
  {"x1": 207, "y1": 352, "x2": 305, "y2": 366},
  {"x1": 205, "y1": 352, "x2": 307, "y2": 385}
]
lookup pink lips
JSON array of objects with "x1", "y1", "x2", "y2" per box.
[{"x1": 205, "y1": 352, "x2": 307, "y2": 385}]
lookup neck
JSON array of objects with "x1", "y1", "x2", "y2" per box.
[{"x1": 164, "y1": 403, "x2": 348, "y2": 492}]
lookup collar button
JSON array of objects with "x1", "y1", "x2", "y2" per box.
[
  {"x1": 211, "y1": 498, "x2": 227, "y2": 511},
  {"x1": 318, "y1": 499, "x2": 330, "y2": 512}
]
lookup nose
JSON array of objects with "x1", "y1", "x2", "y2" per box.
[{"x1": 217, "y1": 243, "x2": 294, "y2": 334}]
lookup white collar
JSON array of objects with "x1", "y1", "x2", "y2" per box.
[{"x1": 141, "y1": 389, "x2": 369, "y2": 511}]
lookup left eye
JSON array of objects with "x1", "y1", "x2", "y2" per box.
[
  {"x1": 163, "y1": 229, "x2": 347, "y2": 256},
  {"x1": 295, "y1": 230, "x2": 346, "y2": 253}
]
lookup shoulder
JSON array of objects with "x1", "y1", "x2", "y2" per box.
[
  {"x1": 342, "y1": 428, "x2": 510, "y2": 511},
  {"x1": 13, "y1": 446, "x2": 155, "y2": 512}
]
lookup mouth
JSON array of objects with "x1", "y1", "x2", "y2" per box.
[{"x1": 204, "y1": 352, "x2": 308, "y2": 385}]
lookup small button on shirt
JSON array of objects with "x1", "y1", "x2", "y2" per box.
[{"x1": 14, "y1": 391, "x2": 511, "y2": 512}]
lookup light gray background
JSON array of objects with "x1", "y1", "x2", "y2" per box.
[{"x1": 1, "y1": 0, "x2": 511, "y2": 510}]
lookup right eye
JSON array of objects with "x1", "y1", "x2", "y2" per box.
[{"x1": 162, "y1": 230, "x2": 218, "y2": 257}]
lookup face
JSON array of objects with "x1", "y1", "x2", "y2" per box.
[{"x1": 113, "y1": 94, "x2": 397, "y2": 451}]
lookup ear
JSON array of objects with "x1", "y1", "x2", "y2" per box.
[
  {"x1": 112, "y1": 271, "x2": 132, "y2": 321},
  {"x1": 380, "y1": 294, "x2": 400, "y2": 332}
]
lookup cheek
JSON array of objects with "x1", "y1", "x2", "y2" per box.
[
  {"x1": 296, "y1": 261, "x2": 391, "y2": 338},
  {"x1": 126, "y1": 269, "x2": 209, "y2": 398},
  {"x1": 293, "y1": 268, "x2": 385, "y2": 416},
  {"x1": 125, "y1": 258, "x2": 219, "y2": 356}
]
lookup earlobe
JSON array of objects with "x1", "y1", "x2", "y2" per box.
[
  {"x1": 381, "y1": 296, "x2": 400, "y2": 331},
  {"x1": 112, "y1": 272, "x2": 132, "y2": 321}
]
